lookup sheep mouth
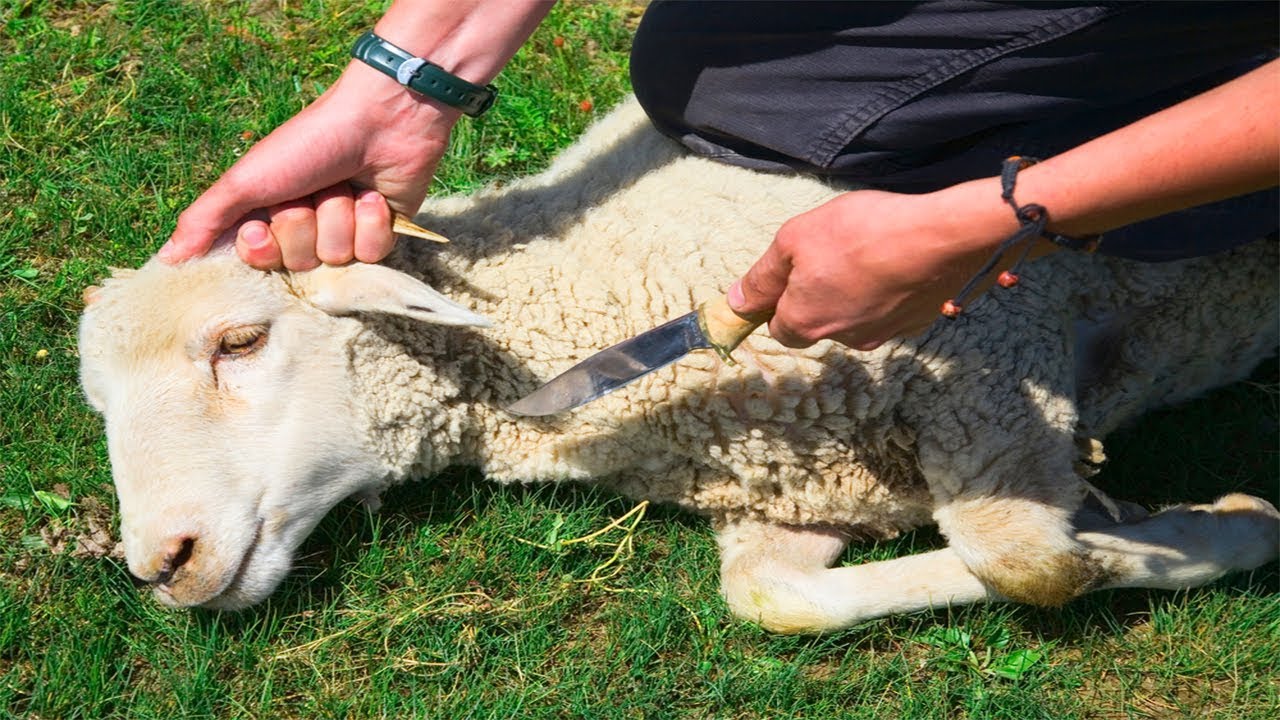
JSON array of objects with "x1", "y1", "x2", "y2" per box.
[{"x1": 205, "y1": 517, "x2": 266, "y2": 609}]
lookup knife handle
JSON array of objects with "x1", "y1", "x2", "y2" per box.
[
  {"x1": 697, "y1": 294, "x2": 773, "y2": 363},
  {"x1": 392, "y1": 213, "x2": 450, "y2": 243}
]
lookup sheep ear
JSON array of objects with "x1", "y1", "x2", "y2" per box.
[{"x1": 293, "y1": 263, "x2": 492, "y2": 328}]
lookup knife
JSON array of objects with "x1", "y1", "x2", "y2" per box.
[{"x1": 506, "y1": 294, "x2": 771, "y2": 416}]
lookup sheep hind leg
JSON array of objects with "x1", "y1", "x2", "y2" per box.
[
  {"x1": 716, "y1": 519, "x2": 997, "y2": 634},
  {"x1": 927, "y1": 449, "x2": 1118, "y2": 608},
  {"x1": 1080, "y1": 493, "x2": 1280, "y2": 591},
  {"x1": 933, "y1": 492, "x2": 1098, "y2": 608}
]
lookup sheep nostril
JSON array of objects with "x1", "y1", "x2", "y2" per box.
[{"x1": 154, "y1": 536, "x2": 196, "y2": 586}]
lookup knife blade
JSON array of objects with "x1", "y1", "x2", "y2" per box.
[{"x1": 506, "y1": 294, "x2": 770, "y2": 416}]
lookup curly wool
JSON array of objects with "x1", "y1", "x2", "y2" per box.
[{"x1": 335, "y1": 97, "x2": 1277, "y2": 540}]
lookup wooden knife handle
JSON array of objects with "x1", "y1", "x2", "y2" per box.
[
  {"x1": 392, "y1": 213, "x2": 450, "y2": 243},
  {"x1": 697, "y1": 294, "x2": 773, "y2": 363}
]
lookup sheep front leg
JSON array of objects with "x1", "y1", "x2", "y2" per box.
[
  {"x1": 717, "y1": 520, "x2": 997, "y2": 633},
  {"x1": 1081, "y1": 493, "x2": 1280, "y2": 591}
]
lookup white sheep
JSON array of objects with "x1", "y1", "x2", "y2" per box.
[{"x1": 78, "y1": 97, "x2": 1279, "y2": 632}]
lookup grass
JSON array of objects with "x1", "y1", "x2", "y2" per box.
[{"x1": 1, "y1": 1, "x2": 1276, "y2": 718}]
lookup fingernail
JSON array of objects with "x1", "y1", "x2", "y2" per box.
[
  {"x1": 240, "y1": 223, "x2": 269, "y2": 249},
  {"x1": 726, "y1": 280, "x2": 745, "y2": 310},
  {"x1": 357, "y1": 190, "x2": 383, "y2": 206},
  {"x1": 157, "y1": 241, "x2": 177, "y2": 262}
]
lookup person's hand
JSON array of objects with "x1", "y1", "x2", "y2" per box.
[
  {"x1": 727, "y1": 185, "x2": 1032, "y2": 351},
  {"x1": 158, "y1": 62, "x2": 460, "y2": 270},
  {"x1": 154, "y1": 0, "x2": 555, "y2": 270}
]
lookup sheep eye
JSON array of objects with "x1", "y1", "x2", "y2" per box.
[{"x1": 216, "y1": 325, "x2": 268, "y2": 358}]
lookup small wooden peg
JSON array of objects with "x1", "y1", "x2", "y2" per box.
[{"x1": 392, "y1": 213, "x2": 450, "y2": 243}]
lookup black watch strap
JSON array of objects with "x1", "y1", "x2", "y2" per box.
[{"x1": 351, "y1": 31, "x2": 497, "y2": 117}]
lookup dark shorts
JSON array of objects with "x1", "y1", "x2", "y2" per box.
[{"x1": 630, "y1": 1, "x2": 1278, "y2": 260}]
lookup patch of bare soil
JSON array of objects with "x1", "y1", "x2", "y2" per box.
[{"x1": 38, "y1": 489, "x2": 124, "y2": 561}]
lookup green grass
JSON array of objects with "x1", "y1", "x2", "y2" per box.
[{"x1": 1, "y1": 2, "x2": 1276, "y2": 718}]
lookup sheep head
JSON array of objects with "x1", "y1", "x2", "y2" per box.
[{"x1": 78, "y1": 247, "x2": 488, "y2": 609}]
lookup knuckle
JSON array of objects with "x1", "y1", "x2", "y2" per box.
[
  {"x1": 738, "y1": 273, "x2": 768, "y2": 302},
  {"x1": 237, "y1": 243, "x2": 280, "y2": 270},
  {"x1": 767, "y1": 320, "x2": 810, "y2": 349},
  {"x1": 354, "y1": 236, "x2": 394, "y2": 263},
  {"x1": 774, "y1": 217, "x2": 808, "y2": 249},
  {"x1": 270, "y1": 204, "x2": 315, "y2": 226},
  {"x1": 317, "y1": 241, "x2": 355, "y2": 266},
  {"x1": 171, "y1": 210, "x2": 211, "y2": 245},
  {"x1": 283, "y1": 255, "x2": 321, "y2": 271},
  {"x1": 852, "y1": 338, "x2": 884, "y2": 352}
]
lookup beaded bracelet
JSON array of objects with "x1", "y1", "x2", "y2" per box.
[{"x1": 941, "y1": 156, "x2": 1102, "y2": 318}]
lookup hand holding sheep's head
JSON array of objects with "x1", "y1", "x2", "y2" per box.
[{"x1": 78, "y1": 248, "x2": 489, "y2": 609}]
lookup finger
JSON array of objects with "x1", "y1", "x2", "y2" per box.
[
  {"x1": 235, "y1": 220, "x2": 283, "y2": 270},
  {"x1": 353, "y1": 190, "x2": 395, "y2": 263},
  {"x1": 314, "y1": 183, "x2": 356, "y2": 265},
  {"x1": 269, "y1": 199, "x2": 320, "y2": 271},
  {"x1": 728, "y1": 241, "x2": 792, "y2": 317},
  {"x1": 766, "y1": 318, "x2": 815, "y2": 349}
]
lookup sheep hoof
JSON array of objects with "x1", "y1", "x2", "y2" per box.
[
  {"x1": 353, "y1": 488, "x2": 384, "y2": 513},
  {"x1": 1206, "y1": 493, "x2": 1279, "y2": 517},
  {"x1": 1072, "y1": 436, "x2": 1107, "y2": 476},
  {"x1": 1075, "y1": 480, "x2": 1148, "y2": 529}
]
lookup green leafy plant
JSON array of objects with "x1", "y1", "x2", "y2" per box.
[{"x1": 918, "y1": 624, "x2": 1046, "y2": 681}]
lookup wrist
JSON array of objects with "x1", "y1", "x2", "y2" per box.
[
  {"x1": 350, "y1": 31, "x2": 497, "y2": 117},
  {"x1": 331, "y1": 60, "x2": 460, "y2": 148},
  {"x1": 930, "y1": 175, "x2": 1066, "y2": 262},
  {"x1": 372, "y1": 0, "x2": 553, "y2": 87},
  {"x1": 930, "y1": 177, "x2": 1021, "y2": 254}
]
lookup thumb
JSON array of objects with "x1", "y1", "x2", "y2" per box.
[{"x1": 728, "y1": 242, "x2": 791, "y2": 317}]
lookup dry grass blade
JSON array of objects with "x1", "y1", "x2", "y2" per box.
[{"x1": 272, "y1": 590, "x2": 496, "y2": 660}]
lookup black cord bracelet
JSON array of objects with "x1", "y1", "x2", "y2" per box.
[{"x1": 941, "y1": 156, "x2": 1102, "y2": 318}]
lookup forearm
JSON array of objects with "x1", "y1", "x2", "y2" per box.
[
  {"x1": 730, "y1": 58, "x2": 1278, "y2": 349},
  {"x1": 373, "y1": 0, "x2": 554, "y2": 86},
  {"x1": 937, "y1": 58, "x2": 1280, "y2": 252}
]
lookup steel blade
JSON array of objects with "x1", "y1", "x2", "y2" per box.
[{"x1": 506, "y1": 311, "x2": 710, "y2": 416}]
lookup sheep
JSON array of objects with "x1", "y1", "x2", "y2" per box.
[{"x1": 78, "y1": 96, "x2": 1279, "y2": 632}]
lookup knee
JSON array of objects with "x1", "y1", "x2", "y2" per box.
[
  {"x1": 934, "y1": 498, "x2": 1103, "y2": 607},
  {"x1": 719, "y1": 558, "x2": 833, "y2": 634}
]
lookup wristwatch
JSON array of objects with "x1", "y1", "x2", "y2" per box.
[{"x1": 351, "y1": 30, "x2": 497, "y2": 117}]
